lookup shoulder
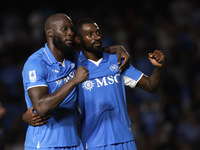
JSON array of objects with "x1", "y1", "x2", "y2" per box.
[
  {"x1": 104, "y1": 52, "x2": 117, "y2": 63},
  {"x1": 23, "y1": 48, "x2": 46, "y2": 70},
  {"x1": 26, "y1": 48, "x2": 46, "y2": 63}
]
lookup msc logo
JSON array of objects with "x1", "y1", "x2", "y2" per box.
[
  {"x1": 82, "y1": 80, "x2": 95, "y2": 91},
  {"x1": 82, "y1": 74, "x2": 120, "y2": 91}
]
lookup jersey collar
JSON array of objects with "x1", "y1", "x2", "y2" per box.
[
  {"x1": 78, "y1": 51, "x2": 109, "y2": 63},
  {"x1": 43, "y1": 43, "x2": 58, "y2": 64}
]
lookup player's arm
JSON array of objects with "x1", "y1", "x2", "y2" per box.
[
  {"x1": 103, "y1": 45, "x2": 130, "y2": 72},
  {"x1": 137, "y1": 49, "x2": 165, "y2": 92},
  {"x1": 28, "y1": 66, "x2": 88, "y2": 117}
]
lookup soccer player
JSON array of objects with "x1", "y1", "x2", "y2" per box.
[
  {"x1": 22, "y1": 13, "x2": 130, "y2": 150},
  {"x1": 73, "y1": 18, "x2": 165, "y2": 150},
  {"x1": 22, "y1": 13, "x2": 89, "y2": 150}
]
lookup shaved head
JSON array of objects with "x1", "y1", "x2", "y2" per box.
[
  {"x1": 43, "y1": 13, "x2": 75, "y2": 58},
  {"x1": 44, "y1": 13, "x2": 72, "y2": 32}
]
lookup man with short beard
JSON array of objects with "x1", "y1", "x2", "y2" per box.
[{"x1": 74, "y1": 18, "x2": 165, "y2": 150}]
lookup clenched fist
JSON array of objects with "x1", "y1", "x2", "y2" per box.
[
  {"x1": 73, "y1": 66, "x2": 89, "y2": 84},
  {"x1": 148, "y1": 49, "x2": 165, "y2": 67}
]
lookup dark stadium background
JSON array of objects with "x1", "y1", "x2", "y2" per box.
[{"x1": 0, "y1": 0, "x2": 200, "y2": 149}]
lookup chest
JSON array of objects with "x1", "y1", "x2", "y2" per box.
[
  {"x1": 45, "y1": 63, "x2": 76, "y2": 92},
  {"x1": 82, "y1": 73, "x2": 121, "y2": 92}
]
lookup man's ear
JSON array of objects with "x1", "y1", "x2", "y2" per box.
[{"x1": 46, "y1": 29, "x2": 53, "y2": 37}]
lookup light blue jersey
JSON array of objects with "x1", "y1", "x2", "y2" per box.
[
  {"x1": 22, "y1": 44, "x2": 81, "y2": 149},
  {"x1": 77, "y1": 52, "x2": 143, "y2": 149}
]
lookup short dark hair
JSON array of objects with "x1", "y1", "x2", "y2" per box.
[{"x1": 74, "y1": 18, "x2": 96, "y2": 36}]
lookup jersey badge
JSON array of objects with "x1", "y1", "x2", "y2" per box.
[
  {"x1": 110, "y1": 64, "x2": 118, "y2": 72},
  {"x1": 29, "y1": 70, "x2": 37, "y2": 82}
]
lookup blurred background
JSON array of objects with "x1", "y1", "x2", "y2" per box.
[{"x1": 0, "y1": 0, "x2": 200, "y2": 149}]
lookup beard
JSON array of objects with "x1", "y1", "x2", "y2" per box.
[
  {"x1": 53, "y1": 35, "x2": 75, "y2": 61},
  {"x1": 83, "y1": 41, "x2": 103, "y2": 58},
  {"x1": 53, "y1": 35, "x2": 73, "y2": 53}
]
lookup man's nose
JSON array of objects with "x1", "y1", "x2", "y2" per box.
[
  {"x1": 94, "y1": 34, "x2": 101, "y2": 40},
  {"x1": 67, "y1": 29, "x2": 74, "y2": 36}
]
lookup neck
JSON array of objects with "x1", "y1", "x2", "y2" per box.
[{"x1": 82, "y1": 50, "x2": 102, "y2": 61}]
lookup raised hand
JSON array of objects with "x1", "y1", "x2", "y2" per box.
[{"x1": 148, "y1": 49, "x2": 165, "y2": 67}]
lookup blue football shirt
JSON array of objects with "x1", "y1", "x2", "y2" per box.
[
  {"x1": 22, "y1": 44, "x2": 80, "y2": 148},
  {"x1": 77, "y1": 52, "x2": 143, "y2": 149}
]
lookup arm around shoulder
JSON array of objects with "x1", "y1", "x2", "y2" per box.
[{"x1": 103, "y1": 45, "x2": 130, "y2": 72}]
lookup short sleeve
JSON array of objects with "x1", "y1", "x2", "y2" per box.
[
  {"x1": 122, "y1": 64, "x2": 143, "y2": 88},
  {"x1": 22, "y1": 59, "x2": 47, "y2": 90}
]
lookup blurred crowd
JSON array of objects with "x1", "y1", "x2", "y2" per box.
[{"x1": 0, "y1": 0, "x2": 200, "y2": 150}]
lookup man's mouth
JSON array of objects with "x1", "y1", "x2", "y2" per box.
[
  {"x1": 65, "y1": 39, "x2": 73, "y2": 44},
  {"x1": 93, "y1": 41, "x2": 101, "y2": 47}
]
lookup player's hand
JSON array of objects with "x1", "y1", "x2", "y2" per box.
[
  {"x1": 73, "y1": 66, "x2": 89, "y2": 84},
  {"x1": 148, "y1": 49, "x2": 165, "y2": 67},
  {"x1": 23, "y1": 106, "x2": 51, "y2": 126},
  {"x1": 103, "y1": 45, "x2": 130, "y2": 72},
  {"x1": 116, "y1": 45, "x2": 130, "y2": 72}
]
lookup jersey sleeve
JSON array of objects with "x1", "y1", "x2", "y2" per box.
[
  {"x1": 22, "y1": 59, "x2": 47, "y2": 90},
  {"x1": 122, "y1": 64, "x2": 144, "y2": 88}
]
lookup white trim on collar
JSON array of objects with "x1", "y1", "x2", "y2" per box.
[
  {"x1": 59, "y1": 58, "x2": 66, "y2": 67},
  {"x1": 43, "y1": 48, "x2": 53, "y2": 64},
  {"x1": 88, "y1": 58, "x2": 102, "y2": 66}
]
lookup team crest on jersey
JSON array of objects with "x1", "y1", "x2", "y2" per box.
[
  {"x1": 110, "y1": 64, "x2": 118, "y2": 72},
  {"x1": 82, "y1": 80, "x2": 95, "y2": 91},
  {"x1": 29, "y1": 70, "x2": 37, "y2": 82}
]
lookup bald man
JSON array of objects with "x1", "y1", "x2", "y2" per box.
[
  {"x1": 22, "y1": 13, "x2": 130, "y2": 150},
  {"x1": 22, "y1": 13, "x2": 88, "y2": 150}
]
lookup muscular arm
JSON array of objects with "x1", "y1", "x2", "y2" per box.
[
  {"x1": 137, "y1": 67, "x2": 163, "y2": 92},
  {"x1": 136, "y1": 49, "x2": 165, "y2": 93},
  {"x1": 28, "y1": 66, "x2": 88, "y2": 117}
]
